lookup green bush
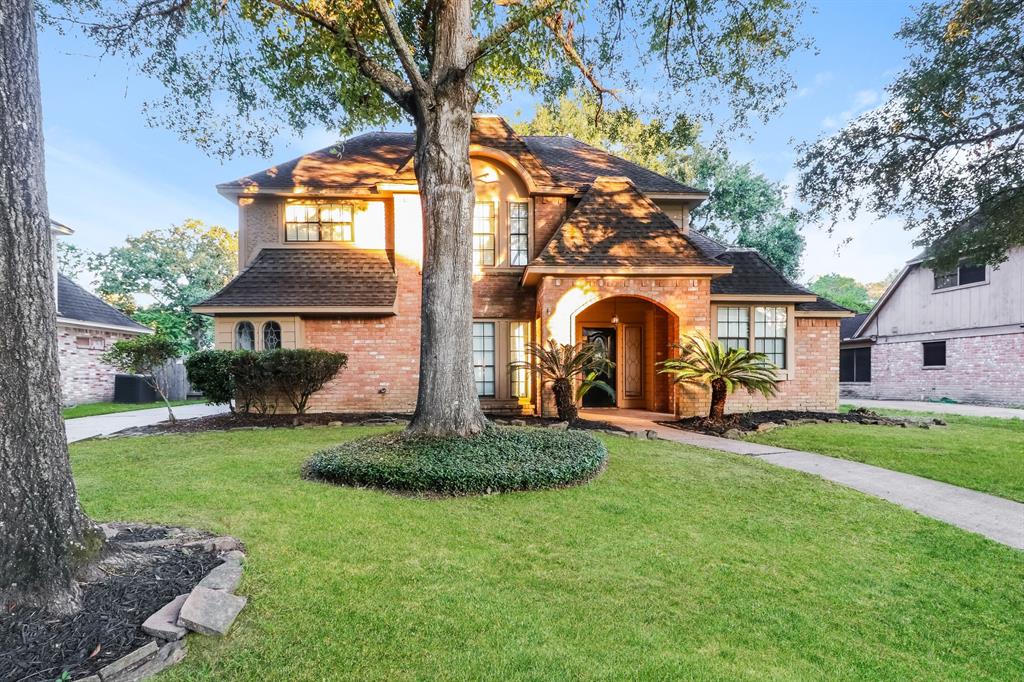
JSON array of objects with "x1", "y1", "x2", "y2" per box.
[
  {"x1": 264, "y1": 348, "x2": 348, "y2": 414},
  {"x1": 185, "y1": 350, "x2": 237, "y2": 408},
  {"x1": 303, "y1": 426, "x2": 608, "y2": 495},
  {"x1": 231, "y1": 351, "x2": 276, "y2": 415}
]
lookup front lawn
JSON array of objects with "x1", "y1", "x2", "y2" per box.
[
  {"x1": 63, "y1": 399, "x2": 203, "y2": 419},
  {"x1": 70, "y1": 428, "x2": 1023, "y2": 680},
  {"x1": 748, "y1": 413, "x2": 1024, "y2": 502}
]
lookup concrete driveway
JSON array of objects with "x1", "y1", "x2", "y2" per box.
[
  {"x1": 844, "y1": 399, "x2": 1024, "y2": 420},
  {"x1": 65, "y1": 403, "x2": 229, "y2": 443}
]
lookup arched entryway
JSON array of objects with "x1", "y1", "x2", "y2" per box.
[{"x1": 574, "y1": 296, "x2": 678, "y2": 413}]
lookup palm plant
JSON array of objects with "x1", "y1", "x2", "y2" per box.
[
  {"x1": 510, "y1": 340, "x2": 615, "y2": 422},
  {"x1": 658, "y1": 331, "x2": 779, "y2": 421}
]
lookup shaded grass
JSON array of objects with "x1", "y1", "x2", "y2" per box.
[
  {"x1": 70, "y1": 428, "x2": 1024, "y2": 681},
  {"x1": 63, "y1": 400, "x2": 203, "y2": 419},
  {"x1": 749, "y1": 413, "x2": 1024, "y2": 502}
]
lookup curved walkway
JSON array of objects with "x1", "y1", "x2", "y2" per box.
[
  {"x1": 582, "y1": 408, "x2": 1024, "y2": 550},
  {"x1": 843, "y1": 398, "x2": 1024, "y2": 420},
  {"x1": 65, "y1": 403, "x2": 229, "y2": 443}
]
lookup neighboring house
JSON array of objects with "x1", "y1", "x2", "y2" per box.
[
  {"x1": 51, "y1": 222, "x2": 151, "y2": 404},
  {"x1": 841, "y1": 245, "x2": 1024, "y2": 406},
  {"x1": 195, "y1": 115, "x2": 851, "y2": 416}
]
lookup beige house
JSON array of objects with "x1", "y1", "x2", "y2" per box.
[{"x1": 196, "y1": 115, "x2": 851, "y2": 416}]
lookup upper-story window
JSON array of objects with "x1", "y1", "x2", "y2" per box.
[
  {"x1": 473, "y1": 202, "x2": 496, "y2": 266},
  {"x1": 933, "y1": 262, "x2": 986, "y2": 290},
  {"x1": 285, "y1": 203, "x2": 354, "y2": 242},
  {"x1": 509, "y1": 201, "x2": 529, "y2": 266}
]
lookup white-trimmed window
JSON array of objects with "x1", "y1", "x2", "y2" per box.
[
  {"x1": 716, "y1": 306, "x2": 750, "y2": 351},
  {"x1": 235, "y1": 321, "x2": 255, "y2": 350},
  {"x1": 263, "y1": 321, "x2": 282, "y2": 350},
  {"x1": 754, "y1": 306, "x2": 787, "y2": 368},
  {"x1": 509, "y1": 201, "x2": 529, "y2": 266},
  {"x1": 285, "y1": 203, "x2": 354, "y2": 242},
  {"x1": 473, "y1": 202, "x2": 496, "y2": 266},
  {"x1": 473, "y1": 322, "x2": 496, "y2": 397},
  {"x1": 509, "y1": 321, "x2": 530, "y2": 398}
]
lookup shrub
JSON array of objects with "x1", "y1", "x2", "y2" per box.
[
  {"x1": 184, "y1": 350, "x2": 237, "y2": 409},
  {"x1": 509, "y1": 340, "x2": 614, "y2": 422},
  {"x1": 231, "y1": 351, "x2": 276, "y2": 415},
  {"x1": 303, "y1": 426, "x2": 608, "y2": 495},
  {"x1": 102, "y1": 335, "x2": 181, "y2": 422},
  {"x1": 264, "y1": 348, "x2": 348, "y2": 414}
]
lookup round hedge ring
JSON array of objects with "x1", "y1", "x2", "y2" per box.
[{"x1": 303, "y1": 426, "x2": 608, "y2": 495}]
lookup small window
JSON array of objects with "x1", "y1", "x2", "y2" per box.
[
  {"x1": 509, "y1": 321, "x2": 530, "y2": 398},
  {"x1": 840, "y1": 347, "x2": 871, "y2": 382},
  {"x1": 263, "y1": 321, "x2": 282, "y2": 350},
  {"x1": 235, "y1": 321, "x2": 255, "y2": 351},
  {"x1": 934, "y1": 262, "x2": 986, "y2": 289},
  {"x1": 75, "y1": 335, "x2": 105, "y2": 350},
  {"x1": 285, "y1": 203, "x2": 354, "y2": 242},
  {"x1": 509, "y1": 201, "x2": 529, "y2": 266},
  {"x1": 473, "y1": 203, "x2": 496, "y2": 266},
  {"x1": 754, "y1": 306, "x2": 787, "y2": 368},
  {"x1": 473, "y1": 322, "x2": 496, "y2": 397},
  {"x1": 923, "y1": 341, "x2": 946, "y2": 367},
  {"x1": 716, "y1": 306, "x2": 750, "y2": 351}
]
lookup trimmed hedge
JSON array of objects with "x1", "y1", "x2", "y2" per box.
[{"x1": 303, "y1": 426, "x2": 608, "y2": 495}]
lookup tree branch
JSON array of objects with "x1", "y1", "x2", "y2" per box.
[
  {"x1": 370, "y1": 0, "x2": 433, "y2": 100},
  {"x1": 471, "y1": 0, "x2": 556, "y2": 64},
  {"x1": 543, "y1": 11, "x2": 620, "y2": 118}
]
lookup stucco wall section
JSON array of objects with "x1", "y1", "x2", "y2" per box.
[
  {"x1": 58, "y1": 324, "x2": 143, "y2": 405},
  {"x1": 840, "y1": 332, "x2": 1024, "y2": 406}
]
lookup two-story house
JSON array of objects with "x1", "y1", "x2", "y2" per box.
[
  {"x1": 195, "y1": 115, "x2": 851, "y2": 416},
  {"x1": 841, "y1": 243, "x2": 1024, "y2": 406}
]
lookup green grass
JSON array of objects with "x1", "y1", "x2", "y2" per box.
[
  {"x1": 70, "y1": 428, "x2": 1023, "y2": 680},
  {"x1": 62, "y1": 399, "x2": 203, "y2": 419},
  {"x1": 748, "y1": 413, "x2": 1024, "y2": 502}
]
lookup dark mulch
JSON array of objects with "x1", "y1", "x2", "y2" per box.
[
  {"x1": 657, "y1": 408, "x2": 915, "y2": 436},
  {"x1": 99, "y1": 410, "x2": 628, "y2": 438},
  {"x1": 0, "y1": 526, "x2": 220, "y2": 682}
]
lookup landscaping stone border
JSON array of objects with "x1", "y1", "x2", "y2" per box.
[{"x1": 72, "y1": 526, "x2": 249, "y2": 682}]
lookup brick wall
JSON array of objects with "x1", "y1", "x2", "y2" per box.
[
  {"x1": 726, "y1": 317, "x2": 841, "y2": 414},
  {"x1": 841, "y1": 332, "x2": 1024, "y2": 406},
  {"x1": 532, "y1": 196, "x2": 567, "y2": 256},
  {"x1": 57, "y1": 324, "x2": 142, "y2": 405},
  {"x1": 474, "y1": 271, "x2": 536, "y2": 318}
]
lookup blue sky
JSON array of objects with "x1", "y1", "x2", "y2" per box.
[{"x1": 39, "y1": 0, "x2": 919, "y2": 285}]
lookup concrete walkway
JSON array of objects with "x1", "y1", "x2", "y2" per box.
[
  {"x1": 581, "y1": 408, "x2": 1024, "y2": 550},
  {"x1": 844, "y1": 398, "x2": 1024, "y2": 420},
  {"x1": 65, "y1": 403, "x2": 228, "y2": 443}
]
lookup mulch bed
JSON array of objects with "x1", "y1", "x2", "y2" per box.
[
  {"x1": 0, "y1": 526, "x2": 220, "y2": 682},
  {"x1": 97, "y1": 411, "x2": 628, "y2": 438},
  {"x1": 657, "y1": 408, "x2": 937, "y2": 437}
]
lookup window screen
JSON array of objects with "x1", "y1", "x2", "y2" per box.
[
  {"x1": 235, "y1": 321, "x2": 255, "y2": 351},
  {"x1": 840, "y1": 347, "x2": 871, "y2": 382},
  {"x1": 285, "y1": 203, "x2": 354, "y2": 242},
  {"x1": 509, "y1": 202, "x2": 529, "y2": 266},
  {"x1": 923, "y1": 341, "x2": 946, "y2": 367},
  {"x1": 716, "y1": 306, "x2": 749, "y2": 351},
  {"x1": 473, "y1": 203, "x2": 496, "y2": 266},
  {"x1": 754, "y1": 306, "x2": 787, "y2": 368},
  {"x1": 473, "y1": 322, "x2": 496, "y2": 397}
]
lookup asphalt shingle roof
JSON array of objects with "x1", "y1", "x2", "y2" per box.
[
  {"x1": 840, "y1": 312, "x2": 870, "y2": 338},
  {"x1": 710, "y1": 249, "x2": 814, "y2": 296},
  {"x1": 57, "y1": 274, "x2": 150, "y2": 332},
  {"x1": 196, "y1": 248, "x2": 397, "y2": 309},
  {"x1": 531, "y1": 177, "x2": 722, "y2": 268}
]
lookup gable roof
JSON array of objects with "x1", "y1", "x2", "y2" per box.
[
  {"x1": 527, "y1": 177, "x2": 725, "y2": 273},
  {"x1": 522, "y1": 135, "x2": 705, "y2": 195},
  {"x1": 193, "y1": 248, "x2": 397, "y2": 313},
  {"x1": 57, "y1": 274, "x2": 150, "y2": 333}
]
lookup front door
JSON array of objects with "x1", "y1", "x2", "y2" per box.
[{"x1": 582, "y1": 327, "x2": 616, "y2": 407}]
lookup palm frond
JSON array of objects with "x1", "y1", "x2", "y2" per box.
[{"x1": 658, "y1": 331, "x2": 780, "y2": 399}]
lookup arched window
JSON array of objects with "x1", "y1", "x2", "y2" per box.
[
  {"x1": 234, "y1": 321, "x2": 255, "y2": 351},
  {"x1": 263, "y1": 321, "x2": 282, "y2": 350}
]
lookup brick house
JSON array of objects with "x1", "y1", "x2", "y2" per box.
[
  {"x1": 841, "y1": 245, "x2": 1024, "y2": 406},
  {"x1": 195, "y1": 115, "x2": 851, "y2": 416}
]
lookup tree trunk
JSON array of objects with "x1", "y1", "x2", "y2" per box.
[
  {"x1": 0, "y1": 0, "x2": 103, "y2": 613},
  {"x1": 552, "y1": 379, "x2": 578, "y2": 423},
  {"x1": 406, "y1": 0, "x2": 487, "y2": 438},
  {"x1": 709, "y1": 379, "x2": 728, "y2": 421}
]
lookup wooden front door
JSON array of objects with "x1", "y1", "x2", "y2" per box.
[{"x1": 621, "y1": 324, "x2": 645, "y2": 408}]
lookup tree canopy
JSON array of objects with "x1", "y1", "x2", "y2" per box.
[
  {"x1": 807, "y1": 273, "x2": 874, "y2": 313},
  {"x1": 797, "y1": 0, "x2": 1024, "y2": 267}
]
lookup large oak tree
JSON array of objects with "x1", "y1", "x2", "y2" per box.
[
  {"x1": 45, "y1": 0, "x2": 811, "y2": 436},
  {"x1": 1, "y1": 0, "x2": 104, "y2": 613}
]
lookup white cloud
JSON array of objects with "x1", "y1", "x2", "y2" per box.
[
  {"x1": 795, "y1": 71, "x2": 834, "y2": 99},
  {"x1": 820, "y1": 89, "x2": 880, "y2": 130}
]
